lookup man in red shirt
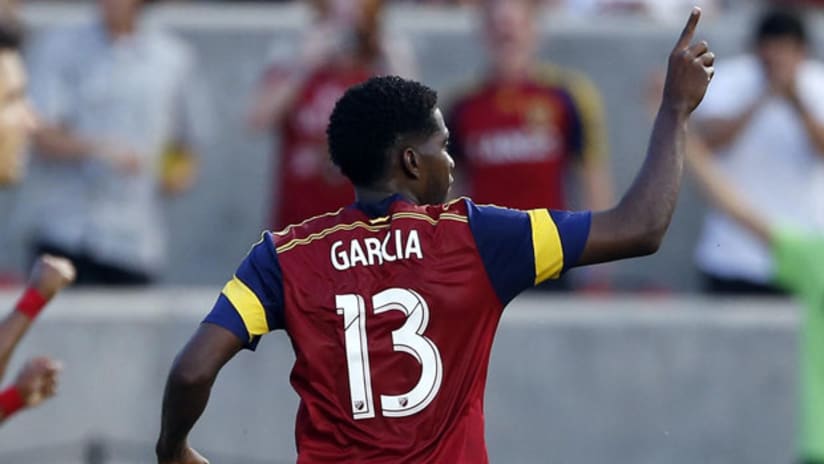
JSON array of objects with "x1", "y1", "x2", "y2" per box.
[
  {"x1": 247, "y1": 0, "x2": 416, "y2": 229},
  {"x1": 449, "y1": 0, "x2": 613, "y2": 213},
  {"x1": 156, "y1": 10, "x2": 713, "y2": 463}
]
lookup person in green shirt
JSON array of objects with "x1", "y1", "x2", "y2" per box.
[{"x1": 689, "y1": 138, "x2": 824, "y2": 464}]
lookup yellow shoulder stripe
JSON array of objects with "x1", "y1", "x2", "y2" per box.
[
  {"x1": 222, "y1": 276, "x2": 269, "y2": 339},
  {"x1": 527, "y1": 209, "x2": 564, "y2": 284}
]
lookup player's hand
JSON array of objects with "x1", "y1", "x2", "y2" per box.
[
  {"x1": 157, "y1": 445, "x2": 209, "y2": 464},
  {"x1": 14, "y1": 357, "x2": 62, "y2": 409},
  {"x1": 28, "y1": 254, "x2": 76, "y2": 301},
  {"x1": 661, "y1": 7, "x2": 715, "y2": 114}
]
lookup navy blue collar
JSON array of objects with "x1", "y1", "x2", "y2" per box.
[{"x1": 353, "y1": 193, "x2": 411, "y2": 218}]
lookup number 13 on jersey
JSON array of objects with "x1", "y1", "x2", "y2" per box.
[{"x1": 336, "y1": 288, "x2": 443, "y2": 420}]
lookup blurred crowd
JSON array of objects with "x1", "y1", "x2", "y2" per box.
[{"x1": 2, "y1": 0, "x2": 824, "y2": 295}]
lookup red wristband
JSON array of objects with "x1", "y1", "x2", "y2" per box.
[
  {"x1": 15, "y1": 288, "x2": 48, "y2": 320},
  {"x1": 0, "y1": 386, "x2": 25, "y2": 418}
]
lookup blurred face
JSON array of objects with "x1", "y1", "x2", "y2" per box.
[
  {"x1": 97, "y1": 0, "x2": 142, "y2": 31},
  {"x1": 409, "y1": 108, "x2": 454, "y2": 205},
  {"x1": 0, "y1": 50, "x2": 36, "y2": 186},
  {"x1": 757, "y1": 36, "x2": 806, "y2": 83},
  {"x1": 483, "y1": 0, "x2": 536, "y2": 75}
]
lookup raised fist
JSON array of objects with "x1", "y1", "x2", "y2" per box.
[
  {"x1": 27, "y1": 255, "x2": 76, "y2": 301},
  {"x1": 14, "y1": 357, "x2": 61, "y2": 409}
]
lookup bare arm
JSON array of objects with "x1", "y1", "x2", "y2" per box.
[
  {"x1": 686, "y1": 136, "x2": 772, "y2": 244},
  {"x1": 32, "y1": 124, "x2": 96, "y2": 161},
  {"x1": 578, "y1": 8, "x2": 715, "y2": 265},
  {"x1": 156, "y1": 323, "x2": 243, "y2": 464},
  {"x1": 694, "y1": 96, "x2": 764, "y2": 152},
  {"x1": 0, "y1": 256, "x2": 74, "y2": 384},
  {"x1": 0, "y1": 313, "x2": 32, "y2": 384},
  {"x1": 789, "y1": 95, "x2": 824, "y2": 159},
  {"x1": 33, "y1": 125, "x2": 142, "y2": 175},
  {"x1": 247, "y1": 72, "x2": 305, "y2": 132}
]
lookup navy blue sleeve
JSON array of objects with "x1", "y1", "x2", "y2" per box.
[
  {"x1": 203, "y1": 231, "x2": 285, "y2": 350},
  {"x1": 466, "y1": 199, "x2": 591, "y2": 305},
  {"x1": 467, "y1": 201, "x2": 535, "y2": 305},
  {"x1": 549, "y1": 209, "x2": 591, "y2": 271}
]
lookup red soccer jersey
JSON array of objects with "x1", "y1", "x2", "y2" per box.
[
  {"x1": 266, "y1": 65, "x2": 371, "y2": 229},
  {"x1": 205, "y1": 195, "x2": 591, "y2": 463},
  {"x1": 448, "y1": 65, "x2": 608, "y2": 210}
]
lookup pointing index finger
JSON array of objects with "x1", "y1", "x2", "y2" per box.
[{"x1": 676, "y1": 7, "x2": 702, "y2": 51}]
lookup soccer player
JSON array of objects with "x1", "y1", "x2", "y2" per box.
[
  {"x1": 0, "y1": 24, "x2": 77, "y2": 424},
  {"x1": 448, "y1": 0, "x2": 613, "y2": 214},
  {"x1": 156, "y1": 8, "x2": 714, "y2": 463},
  {"x1": 688, "y1": 139, "x2": 824, "y2": 464}
]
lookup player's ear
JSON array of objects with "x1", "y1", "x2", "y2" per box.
[{"x1": 400, "y1": 147, "x2": 422, "y2": 180}]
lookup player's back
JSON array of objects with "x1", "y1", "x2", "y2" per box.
[
  {"x1": 273, "y1": 195, "x2": 501, "y2": 463},
  {"x1": 207, "y1": 193, "x2": 589, "y2": 462}
]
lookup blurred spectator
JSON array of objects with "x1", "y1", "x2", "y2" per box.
[
  {"x1": 247, "y1": 0, "x2": 417, "y2": 230},
  {"x1": 687, "y1": 132, "x2": 824, "y2": 464},
  {"x1": 0, "y1": 1, "x2": 18, "y2": 22},
  {"x1": 0, "y1": 25, "x2": 31, "y2": 186},
  {"x1": 692, "y1": 8, "x2": 824, "y2": 295},
  {"x1": 19, "y1": 0, "x2": 200, "y2": 286},
  {"x1": 446, "y1": 0, "x2": 613, "y2": 290},
  {"x1": 0, "y1": 24, "x2": 76, "y2": 425}
]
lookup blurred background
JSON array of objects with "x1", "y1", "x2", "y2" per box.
[{"x1": 0, "y1": 0, "x2": 823, "y2": 462}]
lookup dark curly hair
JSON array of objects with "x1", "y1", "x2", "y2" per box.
[{"x1": 327, "y1": 75, "x2": 439, "y2": 187}]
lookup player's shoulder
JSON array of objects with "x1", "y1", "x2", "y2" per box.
[{"x1": 270, "y1": 207, "x2": 350, "y2": 248}]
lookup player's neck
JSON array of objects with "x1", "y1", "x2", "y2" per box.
[{"x1": 355, "y1": 185, "x2": 419, "y2": 206}]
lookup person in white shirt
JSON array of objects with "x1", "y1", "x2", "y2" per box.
[
  {"x1": 20, "y1": 0, "x2": 200, "y2": 286},
  {"x1": 692, "y1": 8, "x2": 824, "y2": 294}
]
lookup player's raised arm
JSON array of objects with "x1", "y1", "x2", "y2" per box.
[{"x1": 577, "y1": 7, "x2": 715, "y2": 265}]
